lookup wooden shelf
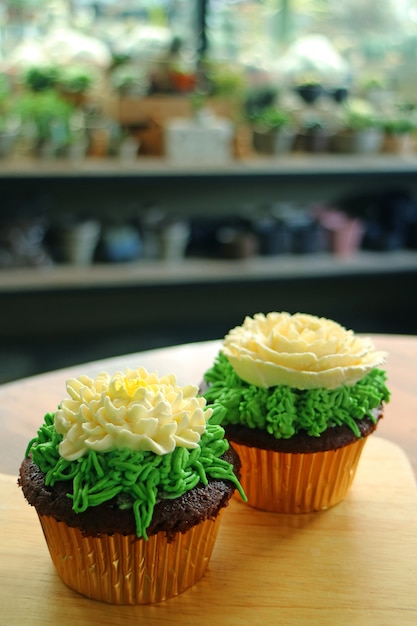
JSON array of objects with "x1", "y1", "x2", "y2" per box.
[
  {"x1": 1, "y1": 251, "x2": 417, "y2": 293},
  {"x1": 2, "y1": 153, "x2": 417, "y2": 179},
  {"x1": 2, "y1": 153, "x2": 417, "y2": 221}
]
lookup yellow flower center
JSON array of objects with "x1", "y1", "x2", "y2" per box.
[{"x1": 123, "y1": 376, "x2": 159, "y2": 397}]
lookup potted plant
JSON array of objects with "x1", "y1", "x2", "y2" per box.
[
  {"x1": 331, "y1": 101, "x2": 384, "y2": 154},
  {"x1": 169, "y1": 63, "x2": 197, "y2": 93},
  {"x1": 0, "y1": 114, "x2": 20, "y2": 158},
  {"x1": 296, "y1": 119, "x2": 331, "y2": 153},
  {"x1": 359, "y1": 76, "x2": 389, "y2": 108},
  {"x1": 64, "y1": 112, "x2": 89, "y2": 161},
  {"x1": 22, "y1": 65, "x2": 60, "y2": 92},
  {"x1": 199, "y1": 60, "x2": 247, "y2": 120},
  {"x1": 381, "y1": 113, "x2": 416, "y2": 154},
  {"x1": 204, "y1": 62, "x2": 247, "y2": 99},
  {"x1": 0, "y1": 73, "x2": 19, "y2": 158},
  {"x1": 16, "y1": 89, "x2": 75, "y2": 157},
  {"x1": 110, "y1": 63, "x2": 150, "y2": 97},
  {"x1": 250, "y1": 106, "x2": 296, "y2": 155},
  {"x1": 83, "y1": 104, "x2": 119, "y2": 158},
  {"x1": 57, "y1": 65, "x2": 96, "y2": 107}
]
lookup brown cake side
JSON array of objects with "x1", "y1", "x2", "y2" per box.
[
  {"x1": 223, "y1": 407, "x2": 383, "y2": 454},
  {"x1": 18, "y1": 446, "x2": 241, "y2": 541}
]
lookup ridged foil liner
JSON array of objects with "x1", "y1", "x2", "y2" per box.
[
  {"x1": 231, "y1": 437, "x2": 368, "y2": 513},
  {"x1": 38, "y1": 513, "x2": 222, "y2": 604}
]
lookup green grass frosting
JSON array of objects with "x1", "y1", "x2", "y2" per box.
[
  {"x1": 26, "y1": 407, "x2": 246, "y2": 539},
  {"x1": 203, "y1": 352, "x2": 390, "y2": 439}
]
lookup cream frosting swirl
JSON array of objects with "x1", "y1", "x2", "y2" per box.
[
  {"x1": 54, "y1": 367, "x2": 211, "y2": 461},
  {"x1": 222, "y1": 312, "x2": 387, "y2": 390}
]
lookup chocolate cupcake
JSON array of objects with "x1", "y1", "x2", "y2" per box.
[
  {"x1": 203, "y1": 312, "x2": 390, "y2": 514},
  {"x1": 19, "y1": 366, "x2": 245, "y2": 604}
]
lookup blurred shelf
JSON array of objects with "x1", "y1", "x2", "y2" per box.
[
  {"x1": 2, "y1": 154, "x2": 417, "y2": 180},
  {"x1": 3, "y1": 153, "x2": 417, "y2": 220},
  {"x1": 1, "y1": 251, "x2": 417, "y2": 293}
]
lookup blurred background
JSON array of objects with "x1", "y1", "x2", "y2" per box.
[{"x1": 1, "y1": 0, "x2": 417, "y2": 383}]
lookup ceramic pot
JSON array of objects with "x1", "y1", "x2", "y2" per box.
[
  {"x1": 58, "y1": 220, "x2": 101, "y2": 265},
  {"x1": 332, "y1": 128, "x2": 383, "y2": 154},
  {"x1": 0, "y1": 131, "x2": 17, "y2": 158},
  {"x1": 252, "y1": 128, "x2": 295, "y2": 155},
  {"x1": 383, "y1": 133, "x2": 415, "y2": 155},
  {"x1": 296, "y1": 129, "x2": 331, "y2": 153},
  {"x1": 159, "y1": 221, "x2": 191, "y2": 261}
]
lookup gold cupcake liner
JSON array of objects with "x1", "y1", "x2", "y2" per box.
[
  {"x1": 38, "y1": 513, "x2": 222, "y2": 604},
  {"x1": 231, "y1": 437, "x2": 368, "y2": 513}
]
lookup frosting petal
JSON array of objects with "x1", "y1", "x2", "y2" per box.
[
  {"x1": 222, "y1": 312, "x2": 387, "y2": 389},
  {"x1": 54, "y1": 367, "x2": 213, "y2": 460}
]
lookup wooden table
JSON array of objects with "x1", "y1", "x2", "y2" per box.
[{"x1": 1, "y1": 335, "x2": 416, "y2": 624}]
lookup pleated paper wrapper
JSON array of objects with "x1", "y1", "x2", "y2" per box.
[
  {"x1": 38, "y1": 513, "x2": 222, "y2": 605},
  {"x1": 231, "y1": 437, "x2": 368, "y2": 513}
]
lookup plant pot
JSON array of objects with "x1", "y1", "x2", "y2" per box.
[
  {"x1": 315, "y1": 208, "x2": 364, "y2": 257},
  {"x1": 35, "y1": 139, "x2": 57, "y2": 159},
  {"x1": 331, "y1": 129, "x2": 383, "y2": 154},
  {"x1": 86, "y1": 124, "x2": 111, "y2": 158},
  {"x1": 254, "y1": 218, "x2": 291, "y2": 255},
  {"x1": 296, "y1": 129, "x2": 331, "y2": 153},
  {"x1": 284, "y1": 216, "x2": 325, "y2": 254},
  {"x1": 215, "y1": 224, "x2": 259, "y2": 259},
  {"x1": 233, "y1": 123, "x2": 253, "y2": 158},
  {"x1": 252, "y1": 128, "x2": 295, "y2": 155},
  {"x1": 329, "y1": 219, "x2": 364, "y2": 256},
  {"x1": 100, "y1": 224, "x2": 142, "y2": 262},
  {"x1": 66, "y1": 138, "x2": 88, "y2": 161},
  {"x1": 119, "y1": 136, "x2": 139, "y2": 161},
  {"x1": 169, "y1": 69, "x2": 197, "y2": 93},
  {"x1": 57, "y1": 220, "x2": 101, "y2": 266},
  {"x1": 0, "y1": 131, "x2": 17, "y2": 158},
  {"x1": 165, "y1": 115, "x2": 233, "y2": 164},
  {"x1": 159, "y1": 221, "x2": 191, "y2": 261},
  {"x1": 383, "y1": 132, "x2": 415, "y2": 154}
]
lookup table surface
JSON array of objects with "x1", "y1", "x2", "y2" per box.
[
  {"x1": 1, "y1": 437, "x2": 416, "y2": 625},
  {"x1": 0, "y1": 334, "x2": 416, "y2": 624},
  {"x1": 0, "y1": 334, "x2": 415, "y2": 480}
]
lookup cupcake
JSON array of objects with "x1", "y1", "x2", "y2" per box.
[
  {"x1": 19, "y1": 366, "x2": 245, "y2": 605},
  {"x1": 202, "y1": 312, "x2": 390, "y2": 514}
]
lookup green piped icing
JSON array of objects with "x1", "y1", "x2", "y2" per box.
[
  {"x1": 204, "y1": 352, "x2": 390, "y2": 439},
  {"x1": 26, "y1": 407, "x2": 246, "y2": 539}
]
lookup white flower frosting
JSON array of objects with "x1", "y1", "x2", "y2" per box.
[
  {"x1": 222, "y1": 312, "x2": 387, "y2": 390},
  {"x1": 54, "y1": 367, "x2": 212, "y2": 461}
]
